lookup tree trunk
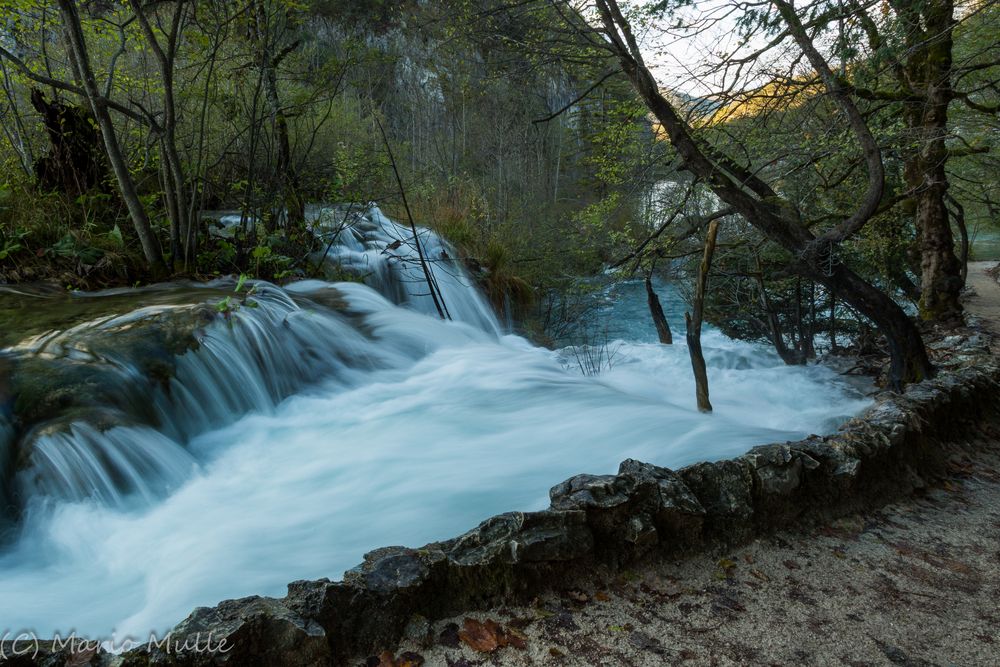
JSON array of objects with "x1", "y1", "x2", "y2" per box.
[
  {"x1": 686, "y1": 220, "x2": 719, "y2": 412},
  {"x1": 57, "y1": 0, "x2": 165, "y2": 275},
  {"x1": 829, "y1": 294, "x2": 838, "y2": 353},
  {"x1": 945, "y1": 193, "x2": 969, "y2": 285},
  {"x1": 895, "y1": 0, "x2": 963, "y2": 324},
  {"x1": 29, "y1": 88, "x2": 108, "y2": 196},
  {"x1": 645, "y1": 275, "x2": 672, "y2": 344},
  {"x1": 252, "y1": 0, "x2": 303, "y2": 234},
  {"x1": 795, "y1": 277, "x2": 816, "y2": 360},
  {"x1": 263, "y1": 61, "x2": 303, "y2": 231}
]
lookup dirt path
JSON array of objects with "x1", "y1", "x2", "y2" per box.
[
  {"x1": 966, "y1": 262, "x2": 1000, "y2": 341},
  {"x1": 363, "y1": 269, "x2": 1000, "y2": 667}
]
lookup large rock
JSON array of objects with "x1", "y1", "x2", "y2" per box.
[
  {"x1": 130, "y1": 597, "x2": 331, "y2": 666},
  {"x1": 549, "y1": 460, "x2": 704, "y2": 562}
]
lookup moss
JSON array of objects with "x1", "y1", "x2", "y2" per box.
[{"x1": 3, "y1": 291, "x2": 223, "y2": 433}]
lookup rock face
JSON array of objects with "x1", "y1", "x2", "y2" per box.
[{"x1": 7, "y1": 335, "x2": 998, "y2": 666}]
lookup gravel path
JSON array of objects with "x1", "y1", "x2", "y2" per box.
[
  {"x1": 967, "y1": 262, "x2": 1000, "y2": 343},
  {"x1": 362, "y1": 264, "x2": 1000, "y2": 667}
]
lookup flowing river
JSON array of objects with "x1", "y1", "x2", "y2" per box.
[{"x1": 0, "y1": 207, "x2": 870, "y2": 641}]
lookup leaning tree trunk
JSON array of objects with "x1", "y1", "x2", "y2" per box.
[
  {"x1": 645, "y1": 274, "x2": 672, "y2": 344},
  {"x1": 686, "y1": 220, "x2": 719, "y2": 413},
  {"x1": 597, "y1": 0, "x2": 934, "y2": 389}
]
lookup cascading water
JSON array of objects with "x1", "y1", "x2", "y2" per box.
[
  {"x1": 5, "y1": 282, "x2": 411, "y2": 511},
  {"x1": 0, "y1": 211, "x2": 871, "y2": 642},
  {"x1": 311, "y1": 204, "x2": 502, "y2": 334}
]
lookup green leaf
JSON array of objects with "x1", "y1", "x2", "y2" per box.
[{"x1": 108, "y1": 224, "x2": 124, "y2": 248}]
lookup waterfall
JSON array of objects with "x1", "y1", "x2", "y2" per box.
[
  {"x1": 4, "y1": 277, "x2": 492, "y2": 515},
  {"x1": 21, "y1": 423, "x2": 196, "y2": 507},
  {"x1": 311, "y1": 204, "x2": 502, "y2": 335},
  {"x1": 4, "y1": 205, "x2": 503, "y2": 516}
]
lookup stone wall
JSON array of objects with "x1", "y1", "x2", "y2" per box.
[{"x1": 8, "y1": 355, "x2": 1000, "y2": 667}]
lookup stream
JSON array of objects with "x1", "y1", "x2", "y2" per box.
[{"x1": 0, "y1": 207, "x2": 871, "y2": 641}]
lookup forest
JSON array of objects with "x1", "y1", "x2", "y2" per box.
[
  {"x1": 0, "y1": 0, "x2": 993, "y2": 382},
  {"x1": 0, "y1": 0, "x2": 999, "y2": 663},
  {"x1": 0, "y1": 0, "x2": 658, "y2": 334}
]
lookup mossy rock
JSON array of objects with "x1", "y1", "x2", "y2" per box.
[{"x1": 0, "y1": 285, "x2": 234, "y2": 443}]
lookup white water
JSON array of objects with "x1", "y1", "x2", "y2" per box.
[
  {"x1": 312, "y1": 205, "x2": 502, "y2": 334},
  {"x1": 0, "y1": 215, "x2": 871, "y2": 641}
]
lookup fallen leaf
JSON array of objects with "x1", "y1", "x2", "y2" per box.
[
  {"x1": 594, "y1": 591, "x2": 610, "y2": 602},
  {"x1": 459, "y1": 618, "x2": 500, "y2": 653},
  {"x1": 459, "y1": 617, "x2": 528, "y2": 653},
  {"x1": 549, "y1": 647, "x2": 565, "y2": 657},
  {"x1": 567, "y1": 590, "x2": 589, "y2": 603}
]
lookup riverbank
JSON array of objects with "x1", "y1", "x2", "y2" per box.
[{"x1": 362, "y1": 261, "x2": 1000, "y2": 666}]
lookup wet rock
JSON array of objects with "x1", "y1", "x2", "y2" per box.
[
  {"x1": 617, "y1": 459, "x2": 705, "y2": 547},
  {"x1": 549, "y1": 474, "x2": 629, "y2": 511},
  {"x1": 0, "y1": 641, "x2": 108, "y2": 666},
  {"x1": 402, "y1": 614, "x2": 432, "y2": 647}
]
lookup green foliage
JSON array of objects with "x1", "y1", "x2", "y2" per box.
[{"x1": 0, "y1": 0, "x2": 705, "y2": 339}]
